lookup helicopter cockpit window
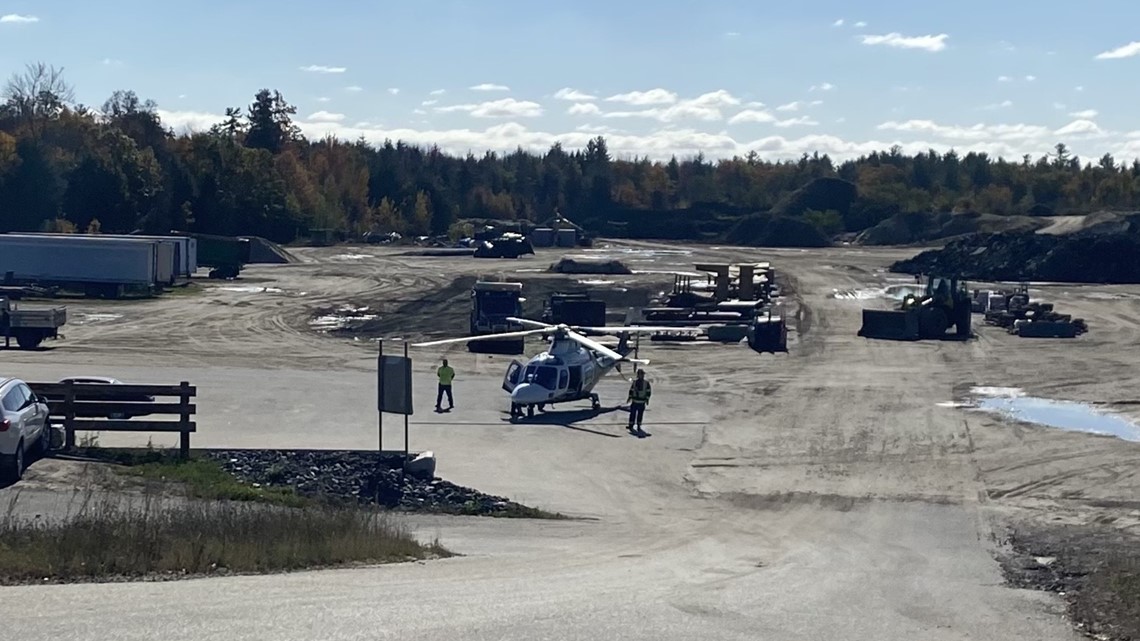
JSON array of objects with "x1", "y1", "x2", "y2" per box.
[{"x1": 522, "y1": 365, "x2": 558, "y2": 390}]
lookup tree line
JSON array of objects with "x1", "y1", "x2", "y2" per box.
[{"x1": 2, "y1": 62, "x2": 1139, "y2": 244}]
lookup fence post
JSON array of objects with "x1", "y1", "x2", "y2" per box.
[
  {"x1": 178, "y1": 381, "x2": 191, "y2": 460},
  {"x1": 64, "y1": 380, "x2": 76, "y2": 450}
]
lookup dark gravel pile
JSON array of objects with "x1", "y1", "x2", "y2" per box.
[
  {"x1": 891, "y1": 231, "x2": 1140, "y2": 284},
  {"x1": 201, "y1": 449, "x2": 548, "y2": 517}
]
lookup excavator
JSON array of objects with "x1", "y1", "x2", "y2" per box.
[{"x1": 858, "y1": 274, "x2": 973, "y2": 341}]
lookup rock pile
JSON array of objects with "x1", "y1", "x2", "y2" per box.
[
  {"x1": 202, "y1": 449, "x2": 541, "y2": 516},
  {"x1": 548, "y1": 256, "x2": 633, "y2": 274},
  {"x1": 891, "y1": 231, "x2": 1140, "y2": 284}
]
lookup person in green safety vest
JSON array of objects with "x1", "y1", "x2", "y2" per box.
[
  {"x1": 435, "y1": 358, "x2": 455, "y2": 411},
  {"x1": 626, "y1": 369, "x2": 652, "y2": 433}
]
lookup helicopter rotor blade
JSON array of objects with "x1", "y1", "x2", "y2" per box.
[
  {"x1": 505, "y1": 317, "x2": 555, "y2": 330},
  {"x1": 410, "y1": 328, "x2": 549, "y2": 348},
  {"x1": 565, "y1": 329, "x2": 651, "y2": 364},
  {"x1": 575, "y1": 325, "x2": 705, "y2": 335}
]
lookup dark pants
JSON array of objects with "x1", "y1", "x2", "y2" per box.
[
  {"x1": 436, "y1": 384, "x2": 453, "y2": 409},
  {"x1": 628, "y1": 402, "x2": 646, "y2": 428}
]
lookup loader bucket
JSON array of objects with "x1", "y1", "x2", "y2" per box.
[{"x1": 858, "y1": 309, "x2": 920, "y2": 341}]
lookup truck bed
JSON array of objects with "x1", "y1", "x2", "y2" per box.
[{"x1": 6, "y1": 307, "x2": 67, "y2": 328}]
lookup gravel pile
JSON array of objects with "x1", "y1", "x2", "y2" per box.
[
  {"x1": 202, "y1": 450, "x2": 540, "y2": 516},
  {"x1": 891, "y1": 231, "x2": 1140, "y2": 284}
]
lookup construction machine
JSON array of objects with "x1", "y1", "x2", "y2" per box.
[
  {"x1": 468, "y1": 281, "x2": 527, "y2": 354},
  {"x1": 858, "y1": 275, "x2": 972, "y2": 341}
]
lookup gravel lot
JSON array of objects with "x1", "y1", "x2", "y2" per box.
[{"x1": 1, "y1": 240, "x2": 1137, "y2": 640}]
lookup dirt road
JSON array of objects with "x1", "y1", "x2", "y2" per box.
[{"x1": 2, "y1": 240, "x2": 1137, "y2": 639}]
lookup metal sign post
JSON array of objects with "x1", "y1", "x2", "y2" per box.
[{"x1": 377, "y1": 339, "x2": 413, "y2": 456}]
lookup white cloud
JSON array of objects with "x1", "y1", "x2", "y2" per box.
[
  {"x1": 1069, "y1": 109, "x2": 1098, "y2": 119},
  {"x1": 775, "y1": 117, "x2": 819, "y2": 128},
  {"x1": 776, "y1": 100, "x2": 822, "y2": 112},
  {"x1": 724, "y1": 31, "x2": 740, "y2": 38},
  {"x1": 998, "y1": 75, "x2": 1012, "y2": 82},
  {"x1": 413, "y1": 109, "x2": 427, "y2": 115},
  {"x1": 1054, "y1": 119, "x2": 1104, "y2": 137},
  {"x1": 747, "y1": 101, "x2": 766, "y2": 108},
  {"x1": 1095, "y1": 42, "x2": 1140, "y2": 60},
  {"x1": 388, "y1": 88, "x2": 400, "y2": 95},
  {"x1": 470, "y1": 83, "x2": 510, "y2": 92},
  {"x1": 810, "y1": 82, "x2": 835, "y2": 92},
  {"x1": 1075, "y1": 85, "x2": 1085, "y2": 92},
  {"x1": 554, "y1": 88, "x2": 597, "y2": 101},
  {"x1": 601, "y1": 90, "x2": 741, "y2": 123},
  {"x1": 854, "y1": 21, "x2": 867, "y2": 28},
  {"x1": 835, "y1": 117, "x2": 847, "y2": 123},
  {"x1": 300, "y1": 65, "x2": 346, "y2": 74},
  {"x1": 435, "y1": 97, "x2": 543, "y2": 118},
  {"x1": 307, "y1": 111, "x2": 346, "y2": 123},
  {"x1": 575, "y1": 124, "x2": 626, "y2": 135},
  {"x1": 345, "y1": 86, "x2": 364, "y2": 92},
  {"x1": 422, "y1": 99, "x2": 439, "y2": 106},
  {"x1": 1053, "y1": 102, "x2": 1066, "y2": 110},
  {"x1": 877, "y1": 119, "x2": 1050, "y2": 142},
  {"x1": 860, "y1": 32, "x2": 949, "y2": 52},
  {"x1": 998, "y1": 40, "x2": 1016, "y2": 52},
  {"x1": 0, "y1": 14, "x2": 38, "y2": 23},
  {"x1": 156, "y1": 109, "x2": 227, "y2": 134},
  {"x1": 1025, "y1": 75, "x2": 1037, "y2": 82},
  {"x1": 568, "y1": 103, "x2": 602, "y2": 116},
  {"x1": 728, "y1": 109, "x2": 776, "y2": 125},
  {"x1": 317, "y1": 97, "x2": 331, "y2": 103},
  {"x1": 980, "y1": 100, "x2": 1014, "y2": 110},
  {"x1": 101, "y1": 58, "x2": 123, "y2": 66},
  {"x1": 430, "y1": 89, "x2": 446, "y2": 96},
  {"x1": 604, "y1": 88, "x2": 678, "y2": 106},
  {"x1": 833, "y1": 19, "x2": 845, "y2": 27},
  {"x1": 151, "y1": 107, "x2": 1140, "y2": 163}
]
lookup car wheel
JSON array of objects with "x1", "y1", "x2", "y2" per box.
[{"x1": 2, "y1": 439, "x2": 24, "y2": 482}]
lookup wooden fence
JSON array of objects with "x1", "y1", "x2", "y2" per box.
[{"x1": 27, "y1": 381, "x2": 197, "y2": 459}]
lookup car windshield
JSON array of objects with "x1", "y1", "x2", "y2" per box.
[{"x1": 523, "y1": 365, "x2": 558, "y2": 390}]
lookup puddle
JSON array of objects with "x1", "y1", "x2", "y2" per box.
[
  {"x1": 960, "y1": 386, "x2": 1140, "y2": 442},
  {"x1": 309, "y1": 305, "x2": 379, "y2": 332},
  {"x1": 331, "y1": 254, "x2": 370, "y2": 261},
  {"x1": 219, "y1": 286, "x2": 285, "y2": 294},
  {"x1": 631, "y1": 270, "x2": 705, "y2": 277},
  {"x1": 831, "y1": 284, "x2": 924, "y2": 301},
  {"x1": 73, "y1": 313, "x2": 123, "y2": 324}
]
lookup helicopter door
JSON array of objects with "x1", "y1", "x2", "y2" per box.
[
  {"x1": 567, "y1": 365, "x2": 582, "y2": 392},
  {"x1": 557, "y1": 368, "x2": 569, "y2": 391},
  {"x1": 502, "y1": 359, "x2": 524, "y2": 393}
]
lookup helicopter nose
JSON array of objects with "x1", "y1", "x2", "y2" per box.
[{"x1": 511, "y1": 383, "x2": 548, "y2": 405}]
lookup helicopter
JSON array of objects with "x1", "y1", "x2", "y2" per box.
[{"x1": 411, "y1": 317, "x2": 700, "y2": 419}]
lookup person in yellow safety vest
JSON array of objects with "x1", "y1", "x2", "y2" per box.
[
  {"x1": 435, "y1": 358, "x2": 455, "y2": 411},
  {"x1": 627, "y1": 369, "x2": 652, "y2": 433}
]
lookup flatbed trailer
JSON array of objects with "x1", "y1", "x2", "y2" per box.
[{"x1": 1, "y1": 297, "x2": 66, "y2": 349}]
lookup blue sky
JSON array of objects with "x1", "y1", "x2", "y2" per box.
[{"x1": 3, "y1": 0, "x2": 1140, "y2": 162}]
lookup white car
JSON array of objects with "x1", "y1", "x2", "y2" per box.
[{"x1": 0, "y1": 377, "x2": 51, "y2": 481}]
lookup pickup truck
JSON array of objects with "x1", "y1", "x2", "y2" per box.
[{"x1": 1, "y1": 297, "x2": 66, "y2": 350}]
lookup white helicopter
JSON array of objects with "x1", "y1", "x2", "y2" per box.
[{"x1": 411, "y1": 317, "x2": 698, "y2": 419}]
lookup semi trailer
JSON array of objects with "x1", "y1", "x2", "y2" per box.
[
  {"x1": 8, "y1": 233, "x2": 191, "y2": 283},
  {"x1": 0, "y1": 235, "x2": 162, "y2": 297}
]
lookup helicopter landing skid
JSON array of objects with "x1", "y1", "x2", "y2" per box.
[{"x1": 509, "y1": 393, "x2": 602, "y2": 421}]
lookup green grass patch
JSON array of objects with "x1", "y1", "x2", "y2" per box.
[
  {"x1": 0, "y1": 486, "x2": 449, "y2": 584},
  {"x1": 71, "y1": 446, "x2": 307, "y2": 508}
]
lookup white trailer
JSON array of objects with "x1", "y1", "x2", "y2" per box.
[
  {"x1": 4, "y1": 233, "x2": 179, "y2": 286},
  {"x1": 12, "y1": 233, "x2": 197, "y2": 280},
  {"x1": 0, "y1": 235, "x2": 161, "y2": 297}
]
